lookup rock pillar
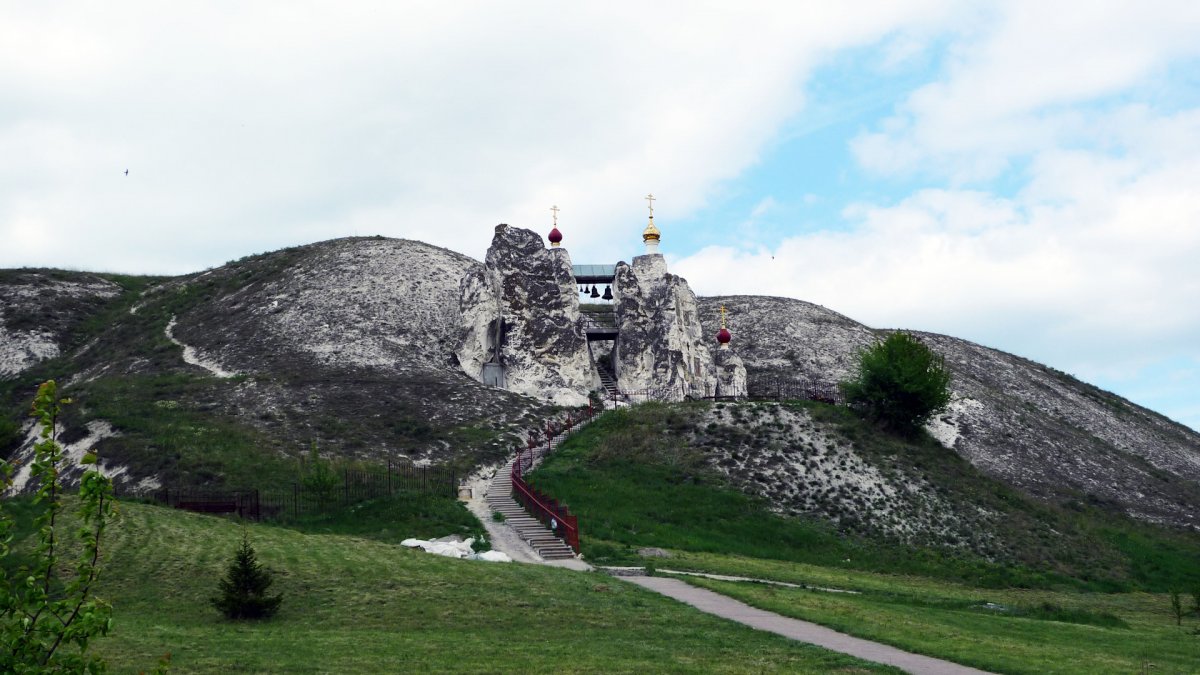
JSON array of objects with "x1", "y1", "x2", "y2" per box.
[
  {"x1": 457, "y1": 225, "x2": 596, "y2": 405},
  {"x1": 612, "y1": 254, "x2": 716, "y2": 399}
]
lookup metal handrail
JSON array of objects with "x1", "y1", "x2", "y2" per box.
[{"x1": 508, "y1": 405, "x2": 596, "y2": 554}]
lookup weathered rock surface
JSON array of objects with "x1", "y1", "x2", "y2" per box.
[
  {"x1": 4, "y1": 237, "x2": 1197, "y2": 534},
  {"x1": 695, "y1": 404, "x2": 998, "y2": 553},
  {"x1": 613, "y1": 255, "x2": 719, "y2": 399},
  {"x1": 457, "y1": 225, "x2": 595, "y2": 406},
  {"x1": 714, "y1": 347, "x2": 747, "y2": 398},
  {"x1": 699, "y1": 295, "x2": 1200, "y2": 531},
  {"x1": 180, "y1": 237, "x2": 473, "y2": 376},
  {"x1": 1, "y1": 238, "x2": 552, "y2": 494},
  {"x1": 0, "y1": 271, "x2": 122, "y2": 379}
]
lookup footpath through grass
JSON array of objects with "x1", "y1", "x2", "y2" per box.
[
  {"x1": 680, "y1": 563, "x2": 1200, "y2": 675},
  {"x1": 66, "y1": 501, "x2": 898, "y2": 673},
  {"x1": 524, "y1": 403, "x2": 1200, "y2": 672}
]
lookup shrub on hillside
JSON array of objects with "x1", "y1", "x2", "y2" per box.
[
  {"x1": 211, "y1": 533, "x2": 282, "y2": 620},
  {"x1": 841, "y1": 332, "x2": 951, "y2": 436}
]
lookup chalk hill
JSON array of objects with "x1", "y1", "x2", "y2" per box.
[{"x1": 2, "y1": 237, "x2": 1198, "y2": 534}]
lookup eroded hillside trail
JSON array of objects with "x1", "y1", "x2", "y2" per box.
[{"x1": 473, "y1": 410, "x2": 993, "y2": 675}]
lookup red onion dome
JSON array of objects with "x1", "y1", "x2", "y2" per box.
[
  {"x1": 716, "y1": 327, "x2": 732, "y2": 345},
  {"x1": 548, "y1": 227, "x2": 562, "y2": 246}
]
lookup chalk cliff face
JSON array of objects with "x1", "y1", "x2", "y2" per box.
[
  {"x1": 457, "y1": 225, "x2": 595, "y2": 406},
  {"x1": 698, "y1": 295, "x2": 1200, "y2": 531},
  {"x1": 0, "y1": 272, "x2": 122, "y2": 379},
  {"x1": 612, "y1": 254, "x2": 729, "y2": 399}
]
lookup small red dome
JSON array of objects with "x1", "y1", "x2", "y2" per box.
[
  {"x1": 716, "y1": 327, "x2": 732, "y2": 344},
  {"x1": 548, "y1": 227, "x2": 562, "y2": 244}
]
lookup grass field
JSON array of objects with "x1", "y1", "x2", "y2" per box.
[
  {"x1": 681, "y1": 569, "x2": 1200, "y2": 675},
  {"x1": 10, "y1": 500, "x2": 901, "y2": 673},
  {"x1": 529, "y1": 404, "x2": 1200, "y2": 592}
]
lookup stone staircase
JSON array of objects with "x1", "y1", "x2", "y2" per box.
[
  {"x1": 597, "y1": 365, "x2": 621, "y2": 401},
  {"x1": 483, "y1": 425, "x2": 585, "y2": 561}
]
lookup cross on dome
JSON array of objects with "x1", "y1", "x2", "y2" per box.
[
  {"x1": 716, "y1": 304, "x2": 732, "y2": 348},
  {"x1": 548, "y1": 204, "x2": 563, "y2": 248},
  {"x1": 642, "y1": 193, "x2": 661, "y2": 253}
]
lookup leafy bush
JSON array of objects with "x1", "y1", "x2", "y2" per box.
[
  {"x1": 300, "y1": 441, "x2": 339, "y2": 507},
  {"x1": 841, "y1": 332, "x2": 951, "y2": 436},
  {"x1": 211, "y1": 533, "x2": 282, "y2": 620}
]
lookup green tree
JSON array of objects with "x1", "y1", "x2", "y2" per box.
[
  {"x1": 1169, "y1": 590, "x2": 1184, "y2": 626},
  {"x1": 211, "y1": 532, "x2": 282, "y2": 620},
  {"x1": 300, "y1": 441, "x2": 339, "y2": 507},
  {"x1": 1, "y1": 380, "x2": 115, "y2": 673},
  {"x1": 841, "y1": 332, "x2": 952, "y2": 436}
]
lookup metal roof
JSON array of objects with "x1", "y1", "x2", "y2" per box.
[{"x1": 572, "y1": 264, "x2": 616, "y2": 281}]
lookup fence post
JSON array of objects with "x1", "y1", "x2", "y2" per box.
[
  {"x1": 293, "y1": 482, "x2": 299, "y2": 519},
  {"x1": 343, "y1": 467, "x2": 349, "y2": 505},
  {"x1": 388, "y1": 460, "x2": 393, "y2": 494}
]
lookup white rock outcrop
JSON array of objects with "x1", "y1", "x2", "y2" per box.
[
  {"x1": 612, "y1": 254, "x2": 727, "y2": 399},
  {"x1": 0, "y1": 275, "x2": 121, "y2": 379},
  {"x1": 714, "y1": 347, "x2": 747, "y2": 398},
  {"x1": 457, "y1": 225, "x2": 596, "y2": 406}
]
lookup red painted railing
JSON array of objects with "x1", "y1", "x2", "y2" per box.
[{"x1": 509, "y1": 404, "x2": 597, "y2": 554}]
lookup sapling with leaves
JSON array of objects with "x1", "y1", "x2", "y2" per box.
[
  {"x1": 1169, "y1": 590, "x2": 1184, "y2": 626},
  {"x1": 0, "y1": 380, "x2": 115, "y2": 672}
]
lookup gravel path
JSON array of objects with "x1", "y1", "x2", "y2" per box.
[{"x1": 624, "y1": 576, "x2": 993, "y2": 675}]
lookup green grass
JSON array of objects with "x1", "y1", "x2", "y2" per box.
[
  {"x1": 278, "y1": 491, "x2": 485, "y2": 545},
  {"x1": 792, "y1": 399, "x2": 1200, "y2": 591},
  {"x1": 529, "y1": 404, "x2": 1200, "y2": 592},
  {"x1": 20, "y1": 501, "x2": 901, "y2": 673},
  {"x1": 67, "y1": 374, "x2": 296, "y2": 489},
  {"x1": 682, "y1": 573, "x2": 1199, "y2": 675}
]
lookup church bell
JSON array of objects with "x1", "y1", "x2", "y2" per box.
[
  {"x1": 602, "y1": 285, "x2": 613, "y2": 301},
  {"x1": 590, "y1": 285, "x2": 600, "y2": 298}
]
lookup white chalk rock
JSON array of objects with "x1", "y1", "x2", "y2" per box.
[
  {"x1": 612, "y1": 254, "x2": 717, "y2": 399},
  {"x1": 457, "y1": 225, "x2": 596, "y2": 405}
]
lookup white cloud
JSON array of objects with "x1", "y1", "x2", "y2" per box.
[
  {"x1": 852, "y1": 0, "x2": 1200, "y2": 181},
  {"x1": 677, "y1": 2, "x2": 1200, "y2": 429},
  {"x1": 0, "y1": 1, "x2": 957, "y2": 273}
]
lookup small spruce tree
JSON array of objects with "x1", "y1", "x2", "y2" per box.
[{"x1": 211, "y1": 533, "x2": 282, "y2": 620}]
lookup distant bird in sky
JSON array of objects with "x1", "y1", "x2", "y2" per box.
[{"x1": 124, "y1": 169, "x2": 128, "y2": 176}]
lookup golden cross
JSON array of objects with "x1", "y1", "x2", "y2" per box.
[
  {"x1": 550, "y1": 205, "x2": 559, "y2": 226},
  {"x1": 645, "y1": 193, "x2": 655, "y2": 218},
  {"x1": 719, "y1": 304, "x2": 727, "y2": 328}
]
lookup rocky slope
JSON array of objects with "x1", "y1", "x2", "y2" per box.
[
  {"x1": 0, "y1": 270, "x2": 124, "y2": 378},
  {"x1": 1, "y1": 238, "x2": 551, "y2": 494},
  {"x1": 699, "y1": 295, "x2": 1200, "y2": 532},
  {"x1": 2, "y1": 239, "x2": 1197, "y2": 537}
]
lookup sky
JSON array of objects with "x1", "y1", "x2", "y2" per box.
[{"x1": 2, "y1": 2, "x2": 1199, "y2": 431}]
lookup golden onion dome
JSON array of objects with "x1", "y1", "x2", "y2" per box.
[{"x1": 642, "y1": 216, "x2": 661, "y2": 242}]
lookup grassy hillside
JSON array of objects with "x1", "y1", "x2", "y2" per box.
[
  {"x1": 528, "y1": 402, "x2": 1200, "y2": 592},
  {"x1": 4, "y1": 499, "x2": 898, "y2": 673}
]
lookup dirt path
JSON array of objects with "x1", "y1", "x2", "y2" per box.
[{"x1": 624, "y1": 576, "x2": 993, "y2": 675}]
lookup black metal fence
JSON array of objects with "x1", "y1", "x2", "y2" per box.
[
  {"x1": 746, "y1": 376, "x2": 844, "y2": 405},
  {"x1": 127, "y1": 462, "x2": 458, "y2": 522}
]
